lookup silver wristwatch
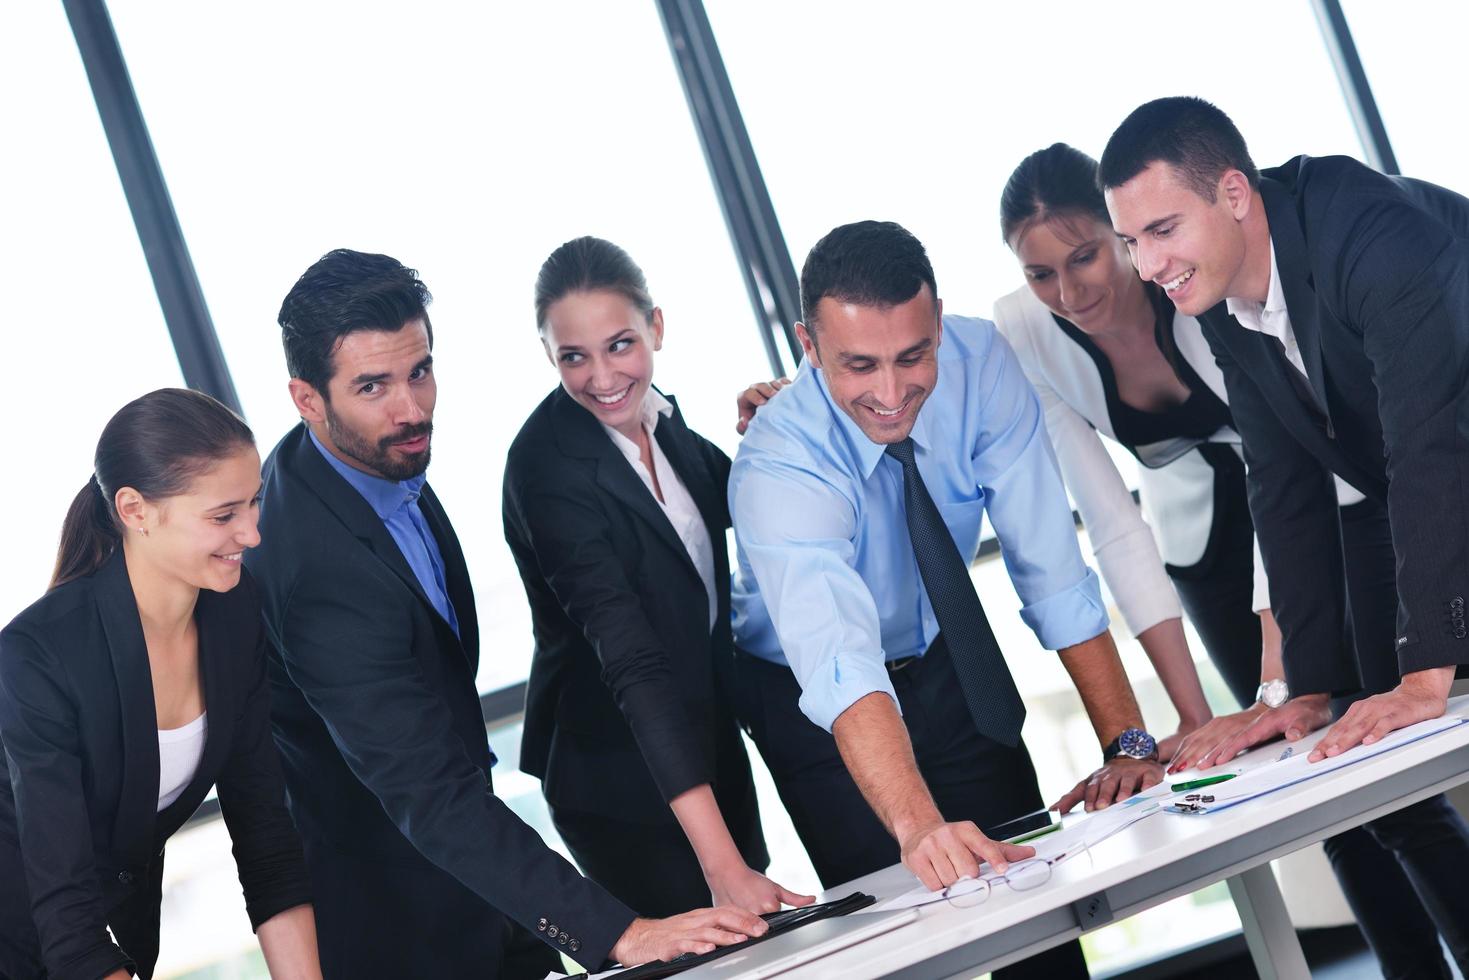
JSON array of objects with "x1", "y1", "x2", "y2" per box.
[{"x1": 1255, "y1": 678, "x2": 1289, "y2": 708}]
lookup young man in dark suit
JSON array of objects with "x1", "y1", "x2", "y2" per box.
[
  {"x1": 244, "y1": 249, "x2": 764, "y2": 978},
  {"x1": 1101, "y1": 96, "x2": 1469, "y2": 974}
]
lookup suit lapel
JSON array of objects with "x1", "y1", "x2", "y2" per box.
[
  {"x1": 1261, "y1": 177, "x2": 1333, "y2": 418},
  {"x1": 157, "y1": 588, "x2": 233, "y2": 831},
  {"x1": 418, "y1": 484, "x2": 478, "y2": 664},
  {"x1": 286, "y1": 426, "x2": 452, "y2": 637},
  {"x1": 93, "y1": 551, "x2": 158, "y2": 870},
  {"x1": 552, "y1": 389, "x2": 701, "y2": 582}
]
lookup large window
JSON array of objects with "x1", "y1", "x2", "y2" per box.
[
  {"x1": 0, "y1": 2, "x2": 183, "y2": 627},
  {"x1": 1341, "y1": 0, "x2": 1467, "y2": 189},
  {"x1": 704, "y1": 0, "x2": 1364, "y2": 322},
  {"x1": 106, "y1": 0, "x2": 772, "y2": 694}
]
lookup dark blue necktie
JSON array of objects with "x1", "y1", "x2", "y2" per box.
[{"x1": 884, "y1": 437, "x2": 1026, "y2": 747}]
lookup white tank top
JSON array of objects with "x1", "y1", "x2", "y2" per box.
[{"x1": 157, "y1": 712, "x2": 207, "y2": 811}]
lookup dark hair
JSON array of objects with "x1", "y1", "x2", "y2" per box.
[
  {"x1": 1000, "y1": 143, "x2": 1110, "y2": 244},
  {"x1": 277, "y1": 249, "x2": 434, "y2": 396},
  {"x1": 1099, "y1": 96, "x2": 1259, "y2": 201},
  {"x1": 51, "y1": 388, "x2": 255, "y2": 590},
  {"x1": 534, "y1": 236, "x2": 655, "y2": 331},
  {"x1": 799, "y1": 220, "x2": 937, "y2": 335}
]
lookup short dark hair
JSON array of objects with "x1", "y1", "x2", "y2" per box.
[
  {"x1": 1000, "y1": 143, "x2": 1109, "y2": 244},
  {"x1": 534, "y1": 236, "x2": 654, "y2": 332},
  {"x1": 53, "y1": 388, "x2": 254, "y2": 589},
  {"x1": 277, "y1": 249, "x2": 434, "y2": 395},
  {"x1": 799, "y1": 220, "x2": 937, "y2": 335},
  {"x1": 1099, "y1": 96, "x2": 1259, "y2": 202}
]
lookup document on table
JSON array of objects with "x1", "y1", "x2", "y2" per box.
[{"x1": 1163, "y1": 715, "x2": 1467, "y2": 815}]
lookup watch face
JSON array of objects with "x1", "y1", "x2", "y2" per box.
[
  {"x1": 1119, "y1": 727, "x2": 1157, "y2": 759},
  {"x1": 1260, "y1": 679, "x2": 1290, "y2": 708}
]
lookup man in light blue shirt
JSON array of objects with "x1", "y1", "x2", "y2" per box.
[{"x1": 729, "y1": 223, "x2": 1162, "y2": 978}]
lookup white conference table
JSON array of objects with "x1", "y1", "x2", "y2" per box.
[{"x1": 680, "y1": 695, "x2": 1469, "y2": 980}]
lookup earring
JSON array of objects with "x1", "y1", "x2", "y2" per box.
[{"x1": 137, "y1": 526, "x2": 149, "y2": 537}]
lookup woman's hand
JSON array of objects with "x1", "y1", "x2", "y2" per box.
[
  {"x1": 736, "y1": 378, "x2": 792, "y2": 434},
  {"x1": 611, "y1": 906, "x2": 768, "y2": 966},
  {"x1": 706, "y1": 863, "x2": 815, "y2": 914},
  {"x1": 1166, "y1": 704, "x2": 1268, "y2": 773}
]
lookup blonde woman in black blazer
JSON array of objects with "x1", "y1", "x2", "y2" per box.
[
  {"x1": 504, "y1": 237, "x2": 811, "y2": 919},
  {"x1": 0, "y1": 389, "x2": 318, "y2": 980}
]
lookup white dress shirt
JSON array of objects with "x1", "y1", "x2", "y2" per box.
[
  {"x1": 157, "y1": 711, "x2": 208, "y2": 811},
  {"x1": 602, "y1": 388, "x2": 718, "y2": 630}
]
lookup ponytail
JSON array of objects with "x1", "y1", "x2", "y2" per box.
[
  {"x1": 51, "y1": 477, "x2": 122, "y2": 590},
  {"x1": 47, "y1": 388, "x2": 255, "y2": 591}
]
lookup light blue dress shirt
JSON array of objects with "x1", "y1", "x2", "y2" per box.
[
  {"x1": 730, "y1": 315, "x2": 1109, "y2": 733},
  {"x1": 309, "y1": 430, "x2": 461, "y2": 638}
]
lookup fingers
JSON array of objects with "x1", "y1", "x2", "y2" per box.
[
  {"x1": 958, "y1": 823, "x2": 1024, "y2": 875},
  {"x1": 777, "y1": 886, "x2": 816, "y2": 907},
  {"x1": 700, "y1": 906, "x2": 766, "y2": 937},
  {"x1": 1052, "y1": 778, "x2": 1087, "y2": 814},
  {"x1": 1310, "y1": 711, "x2": 1374, "y2": 762}
]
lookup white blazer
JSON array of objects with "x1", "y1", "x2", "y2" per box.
[{"x1": 992, "y1": 285, "x2": 1269, "y2": 637}]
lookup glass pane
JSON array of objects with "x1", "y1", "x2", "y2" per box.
[
  {"x1": 107, "y1": 1, "x2": 771, "y2": 694},
  {"x1": 1340, "y1": 1, "x2": 1469, "y2": 189},
  {"x1": 705, "y1": 0, "x2": 1365, "y2": 324},
  {"x1": 0, "y1": 3, "x2": 181, "y2": 626}
]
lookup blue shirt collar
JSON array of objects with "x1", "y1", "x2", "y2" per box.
[
  {"x1": 308, "y1": 428, "x2": 426, "y2": 521},
  {"x1": 810, "y1": 363, "x2": 935, "y2": 479}
]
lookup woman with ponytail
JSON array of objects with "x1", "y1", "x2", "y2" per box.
[{"x1": 0, "y1": 388, "x2": 321, "y2": 980}]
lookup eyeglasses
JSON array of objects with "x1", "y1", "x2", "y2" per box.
[{"x1": 925, "y1": 844, "x2": 1092, "y2": 910}]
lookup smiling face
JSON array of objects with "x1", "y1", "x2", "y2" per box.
[
  {"x1": 119, "y1": 445, "x2": 264, "y2": 594},
  {"x1": 1104, "y1": 161, "x2": 1255, "y2": 316},
  {"x1": 1010, "y1": 213, "x2": 1141, "y2": 333},
  {"x1": 798, "y1": 284, "x2": 942, "y2": 445},
  {"x1": 289, "y1": 319, "x2": 437, "y2": 481},
  {"x1": 540, "y1": 289, "x2": 663, "y2": 441}
]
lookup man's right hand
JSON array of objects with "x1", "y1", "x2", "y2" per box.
[
  {"x1": 897, "y1": 817, "x2": 1035, "y2": 891},
  {"x1": 610, "y1": 906, "x2": 768, "y2": 966},
  {"x1": 1188, "y1": 693, "x2": 1332, "y2": 771}
]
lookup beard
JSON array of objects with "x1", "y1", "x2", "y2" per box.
[{"x1": 324, "y1": 404, "x2": 432, "y2": 481}]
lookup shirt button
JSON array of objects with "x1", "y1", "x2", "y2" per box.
[
  {"x1": 537, "y1": 918, "x2": 547, "y2": 932},
  {"x1": 117, "y1": 870, "x2": 135, "y2": 886}
]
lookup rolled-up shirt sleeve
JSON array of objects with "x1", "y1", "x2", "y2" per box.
[
  {"x1": 971, "y1": 331, "x2": 1110, "y2": 650},
  {"x1": 731, "y1": 460, "x2": 897, "y2": 732}
]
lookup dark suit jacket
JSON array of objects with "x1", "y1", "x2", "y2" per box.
[
  {"x1": 1198, "y1": 155, "x2": 1469, "y2": 693},
  {"x1": 245, "y1": 424, "x2": 633, "y2": 977},
  {"x1": 504, "y1": 387, "x2": 759, "y2": 830},
  {"x1": 0, "y1": 550, "x2": 309, "y2": 980}
]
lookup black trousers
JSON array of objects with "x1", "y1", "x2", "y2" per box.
[{"x1": 733, "y1": 636, "x2": 1088, "y2": 980}]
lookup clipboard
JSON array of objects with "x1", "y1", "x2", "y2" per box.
[{"x1": 587, "y1": 892, "x2": 880, "y2": 979}]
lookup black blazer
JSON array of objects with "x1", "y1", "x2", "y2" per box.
[
  {"x1": 504, "y1": 387, "x2": 747, "y2": 822},
  {"x1": 1198, "y1": 155, "x2": 1469, "y2": 693},
  {"x1": 245, "y1": 423, "x2": 633, "y2": 976},
  {"x1": 0, "y1": 550, "x2": 309, "y2": 980}
]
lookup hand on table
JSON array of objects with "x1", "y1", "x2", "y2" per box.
[
  {"x1": 1308, "y1": 666, "x2": 1454, "y2": 762},
  {"x1": 1156, "y1": 714, "x2": 1210, "y2": 765},
  {"x1": 1051, "y1": 756, "x2": 1163, "y2": 813},
  {"x1": 735, "y1": 377, "x2": 791, "y2": 434},
  {"x1": 1186, "y1": 694, "x2": 1331, "y2": 771},
  {"x1": 610, "y1": 906, "x2": 768, "y2": 966},
  {"x1": 1167, "y1": 703, "x2": 1269, "y2": 774},
  {"x1": 706, "y1": 863, "x2": 815, "y2": 914},
  {"x1": 897, "y1": 817, "x2": 1035, "y2": 891}
]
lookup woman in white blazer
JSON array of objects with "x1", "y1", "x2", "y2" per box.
[{"x1": 991, "y1": 144, "x2": 1447, "y2": 979}]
